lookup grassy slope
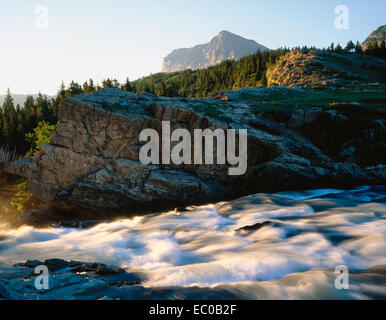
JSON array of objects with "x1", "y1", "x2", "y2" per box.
[{"x1": 267, "y1": 50, "x2": 386, "y2": 89}]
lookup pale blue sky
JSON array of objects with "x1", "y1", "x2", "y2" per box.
[{"x1": 0, "y1": 0, "x2": 384, "y2": 95}]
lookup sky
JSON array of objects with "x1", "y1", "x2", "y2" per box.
[{"x1": 0, "y1": 0, "x2": 385, "y2": 95}]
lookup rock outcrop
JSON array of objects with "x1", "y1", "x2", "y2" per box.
[
  {"x1": 2, "y1": 259, "x2": 385, "y2": 300},
  {"x1": 5, "y1": 87, "x2": 385, "y2": 216},
  {"x1": 362, "y1": 25, "x2": 386, "y2": 51},
  {"x1": 162, "y1": 30, "x2": 269, "y2": 72},
  {"x1": 267, "y1": 50, "x2": 386, "y2": 88}
]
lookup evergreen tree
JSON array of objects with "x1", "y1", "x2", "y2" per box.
[
  {"x1": 58, "y1": 81, "x2": 66, "y2": 99},
  {"x1": 355, "y1": 41, "x2": 363, "y2": 54},
  {"x1": 159, "y1": 81, "x2": 166, "y2": 96},
  {"x1": 102, "y1": 78, "x2": 120, "y2": 89},
  {"x1": 122, "y1": 77, "x2": 133, "y2": 92},
  {"x1": 335, "y1": 44, "x2": 343, "y2": 53},
  {"x1": 83, "y1": 79, "x2": 96, "y2": 93},
  {"x1": 345, "y1": 41, "x2": 355, "y2": 52},
  {"x1": 0, "y1": 89, "x2": 59, "y2": 155},
  {"x1": 67, "y1": 81, "x2": 83, "y2": 96},
  {"x1": 129, "y1": 48, "x2": 289, "y2": 98},
  {"x1": 1, "y1": 89, "x2": 16, "y2": 147}
]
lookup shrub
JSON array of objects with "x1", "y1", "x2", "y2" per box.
[{"x1": 25, "y1": 121, "x2": 57, "y2": 156}]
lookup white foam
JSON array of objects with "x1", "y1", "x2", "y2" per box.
[{"x1": 0, "y1": 186, "x2": 385, "y2": 289}]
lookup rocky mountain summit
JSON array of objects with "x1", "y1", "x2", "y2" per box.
[
  {"x1": 162, "y1": 31, "x2": 269, "y2": 72},
  {"x1": 362, "y1": 25, "x2": 386, "y2": 51},
  {"x1": 5, "y1": 82, "x2": 385, "y2": 216}
]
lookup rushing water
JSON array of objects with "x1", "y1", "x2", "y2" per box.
[{"x1": 0, "y1": 186, "x2": 385, "y2": 299}]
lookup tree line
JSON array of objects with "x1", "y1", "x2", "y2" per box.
[
  {"x1": 1, "y1": 40, "x2": 385, "y2": 158},
  {"x1": 327, "y1": 40, "x2": 386, "y2": 59},
  {"x1": 125, "y1": 40, "x2": 386, "y2": 97},
  {"x1": 0, "y1": 91, "x2": 59, "y2": 156},
  {"x1": 132, "y1": 48, "x2": 291, "y2": 97}
]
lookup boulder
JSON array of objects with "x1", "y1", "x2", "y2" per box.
[{"x1": 5, "y1": 88, "x2": 382, "y2": 216}]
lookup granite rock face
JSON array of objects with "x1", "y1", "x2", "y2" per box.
[
  {"x1": 162, "y1": 30, "x2": 269, "y2": 72},
  {"x1": 5, "y1": 87, "x2": 383, "y2": 216}
]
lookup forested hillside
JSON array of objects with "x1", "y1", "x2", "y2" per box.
[
  {"x1": 134, "y1": 48, "x2": 289, "y2": 97},
  {"x1": 131, "y1": 41, "x2": 386, "y2": 97},
  {"x1": 1, "y1": 40, "x2": 385, "y2": 159},
  {"x1": 0, "y1": 91, "x2": 59, "y2": 156}
]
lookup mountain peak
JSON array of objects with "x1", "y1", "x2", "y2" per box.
[
  {"x1": 218, "y1": 30, "x2": 233, "y2": 36},
  {"x1": 215, "y1": 30, "x2": 249, "y2": 41},
  {"x1": 162, "y1": 31, "x2": 269, "y2": 72}
]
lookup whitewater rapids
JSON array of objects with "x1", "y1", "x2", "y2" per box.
[{"x1": 0, "y1": 186, "x2": 385, "y2": 299}]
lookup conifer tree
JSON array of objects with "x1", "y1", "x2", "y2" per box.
[
  {"x1": 345, "y1": 41, "x2": 355, "y2": 52},
  {"x1": 355, "y1": 41, "x2": 363, "y2": 54}
]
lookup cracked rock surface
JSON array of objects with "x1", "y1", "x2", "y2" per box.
[{"x1": 5, "y1": 88, "x2": 384, "y2": 216}]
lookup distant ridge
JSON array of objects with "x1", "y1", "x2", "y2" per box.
[
  {"x1": 0, "y1": 94, "x2": 53, "y2": 107},
  {"x1": 162, "y1": 30, "x2": 270, "y2": 72},
  {"x1": 362, "y1": 25, "x2": 386, "y2": 50}
]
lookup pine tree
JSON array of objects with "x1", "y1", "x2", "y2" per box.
[
  {"x1": 1, "y1": 89, "x2": 16, "y2": 147},
  {"x1": 159, "y1": 81, "x2": 166, "y2": 96},
  {"x1": 83, "y1": 79, "x2": 96, "y2": 93},
  {"x1": 355, "y1": 41, "x2": 363, "y2": 54},
  {"x1": 345, "y1": 41, "x2": 355, "y2": 52},
  {"x1": 381, "y1": 40, "x2": 386, "y2": 59},
  {"x1": 335, "y1": 44, "x2": 343, "y2": 53},
  {"x1": 58, "y1": 81, "x2": 66, "y2": 99},
  {"x1": 122, "y1": 77, "x2": 133, "y2": 92}
]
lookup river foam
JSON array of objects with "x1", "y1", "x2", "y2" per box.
[{"x1": 0, "y1": 186, "x2": 385, "y2": 298}]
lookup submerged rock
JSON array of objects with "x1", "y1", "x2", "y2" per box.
[
  {"x1": 236, "y1": 221, "x2": 274, "y2": 232},
  {"x1": 15, "y1": 259, "x2": 127, "y2": 276},
  {"x1": 1, "y1": 261, "x2": 385, "y2": 300}
]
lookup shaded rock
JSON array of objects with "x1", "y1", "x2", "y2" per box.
[
  {"x1": 236, "y1": 221, "x2": 273, "y2": 232},
  {"x1": 15, "y1": 259, "x2": 79, "y2": 272},
  {"x1": 16, "y1": 259, "x2": 126, "y2": 277},
  {"x1": 14, "y1": 260, "x2": 42, "y2": 269},
  {"x1": 174, "y1": 207, "x2": 188, "y2": 214},
  {"x1": 44, "y1": 259, "x2": 78, "y2": 272},
  {"x1": 95, "y1": 264, "x2": 123, "y2": 275},
  {"x1": 51, "y1": 219, "x2": 98, "y2": 229},
  {"x1": 28, "y1": 180, "x2": 59, "y2": 202},
  {"x1": 365, "y1": 165, "x2": 386, "y2": 180},
  {"x1": 251, "y1": 118, "x2": 285, "y2": 134},
  {"x1": 287, "y1": 107, "x2": 323, "y2": 128},
  {"x1": 71, "y1": 262, "x2": 123, "y2": 275},
  {"x1": 5, "y1": 158, "x2": 37, "y2": 179}
]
